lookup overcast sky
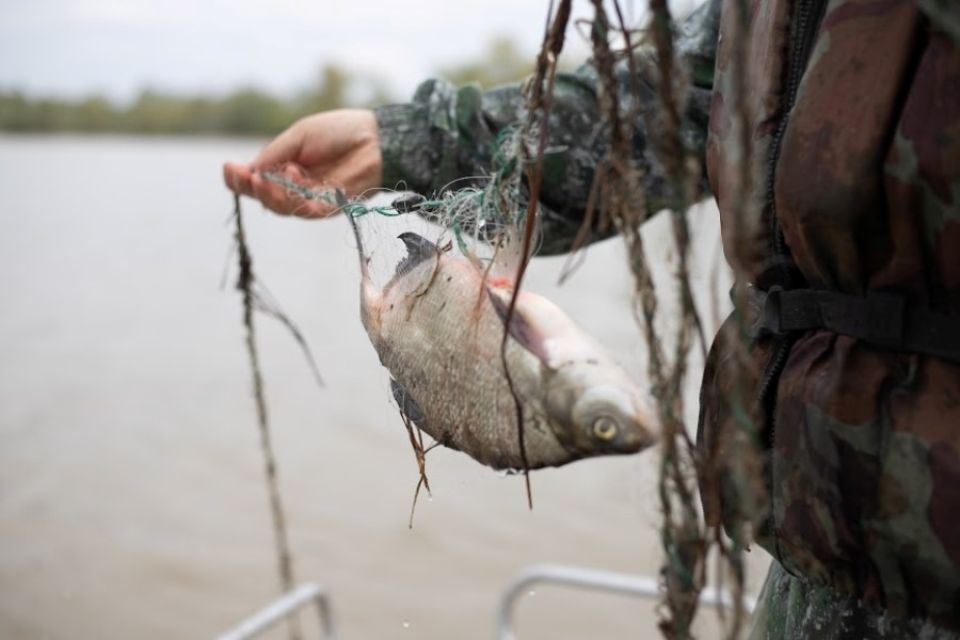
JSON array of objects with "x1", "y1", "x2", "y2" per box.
[{"x1": 0, "y1": 0, "x2": 628, "y2": 102}]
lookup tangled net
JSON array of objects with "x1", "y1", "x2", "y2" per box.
[
  {"x1": 255, "y1": 1, "x2": 766, "y2": 637},
  {"x1": 259, "y1": 122, "x2": 548, "y2": 515},
  {"x1": 260, "y1": 122, "x2": 538, "y2": 275}
]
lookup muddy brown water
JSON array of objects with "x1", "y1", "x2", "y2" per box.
[{"x1": 0, "y1": 135, "x2": 769, "y2": 639}]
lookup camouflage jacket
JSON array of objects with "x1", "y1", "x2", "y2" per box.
[
  {"x1": 374, "y1": 4, "x2": 719, "y2": 256},
  {"x1": 375, "y1": 0, "x2": 960, "y2": 634}
]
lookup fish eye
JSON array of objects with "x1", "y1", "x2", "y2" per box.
[{"x1": 592, "y1": 416, "x2": 619, "y2": 441}]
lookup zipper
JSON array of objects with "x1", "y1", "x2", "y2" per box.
[
  {"x1": 756, "y1": 0, "x2": 828, "y2": 422},
  {"x1": 765, "y1": 0, "x2": 828, "y2": 290},
  {"x1": 754, "y1": 0, "x2": 828, "y2": 566}
]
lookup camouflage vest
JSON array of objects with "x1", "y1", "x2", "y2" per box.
[{"x1": 701, "y1": 0, "x2": 960, "y2": 631}]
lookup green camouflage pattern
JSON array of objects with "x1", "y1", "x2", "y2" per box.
[
  {"x1": 374, "y1": 0, "x2": 720, "y2": 255},
  {"x1": 748, "y1": 560, "x2": 959, "y2": 639},
  {"x1": 705, "y1": 0, "x2": 960, "y2": 633},
  {"x1": 374, "y1": 0, "x2": 960, "y2": 635},
  {"x1": 706, "y1": 0, "x2": 792, "y2": 285}
]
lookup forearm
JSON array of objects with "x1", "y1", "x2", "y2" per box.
[{"x1": 375, "y1": 0, "x2": 721, "y2": 255}]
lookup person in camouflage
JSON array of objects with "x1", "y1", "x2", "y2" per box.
[{"x1": 224, "y1": 0, "x2": 960, "y2": 637}]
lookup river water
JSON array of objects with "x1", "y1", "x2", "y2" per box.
[{"x1": 0, "y1": 135, "x2": 768, "y2": 639}]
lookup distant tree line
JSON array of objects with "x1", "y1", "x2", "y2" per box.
[
  {"x1": 0, "y1": 66, "x2": 381, "y2": 136},
  {"x1": 0, "y1": 38, "x2": 538, "y2": 136}
]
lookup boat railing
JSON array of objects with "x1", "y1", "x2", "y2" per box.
[
  {"x1": 495, "y1": 563, "x2": 756, "y2": 640},
  {"x1": 214, "y1": 564, "x2": 755, "y2": 639},
  {"x1": 215, "y1": 582, "x2": 336, "y2": 640}
]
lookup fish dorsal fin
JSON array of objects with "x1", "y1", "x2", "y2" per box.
[
  {"x1": 486, "y1": 286, "x2": 552, "y2": 366},
  {"x1": 395, "y1": 232, "x2": 439, "y2": 277}
]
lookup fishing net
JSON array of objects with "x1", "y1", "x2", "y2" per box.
[
  {"x1": 256, "y1": 120, "x2": 559, "y2": 517},
  {"x1": 260, "y1": 123, "x2": 535, "y2": 293},
  {"x1": 575, "y1": 2, "x2": 765, "y2": 637},
  {"x1": 246, "y1": 1, "x2": 766, "y2": 637}
]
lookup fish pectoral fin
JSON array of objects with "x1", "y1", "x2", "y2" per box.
[
  {"x1": 390, "y1": 379, "x2": 465, "y2": 454},
  {"x1": 485, "y1": 287, "x2": 553, "y2": 366},
  {"x1": 390, "y1": 378, "x2": 428, "y2": 427},
  {"x1": 395, "y1": 232, "x2": 439, "y2": 277}
]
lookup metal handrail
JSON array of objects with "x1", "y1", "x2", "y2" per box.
[
  {"x1": 215, "y1": 565, "x2": 755, "y2": 639},
  {"x1": 216, "y1": 582, "x2": 337, "y2": 640},
  {"x1": 496, "y1": 564, "x2": 757, "y2": 640}
]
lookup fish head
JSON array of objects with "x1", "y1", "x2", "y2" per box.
[{"x1": 543, "y1": 362, "x2": 656, "y2": 456}]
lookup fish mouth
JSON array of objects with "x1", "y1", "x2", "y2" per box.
[
  {"x1": 619, "y1": 425, "x2": 656, "y2": 453},
  {"x1": 610, "y1": 409, "x2": 658, "y2": 453},
  {"x1": 595, "y1": 428, "x2": 651, "y2": 455}
]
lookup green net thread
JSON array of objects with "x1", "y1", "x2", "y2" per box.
[{"x1": 258, "y1": 123, "x2": 536, "y2": 261}]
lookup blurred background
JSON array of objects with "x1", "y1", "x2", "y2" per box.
[{"x1": 0, "y1": 1, "x2": 770, "y2": 638}]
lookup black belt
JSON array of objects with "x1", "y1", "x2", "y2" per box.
[{"x1": 753, "y1": 287, "x2": 960, "y2": 364}]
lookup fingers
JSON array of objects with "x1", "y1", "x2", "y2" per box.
[
  {"x1": 249, "y1": 169, "x2": 338, "y2": 219},
  {"x1": 225, "y1": 160, "x2": 337, "y2": 218},
  {"x1": 223, "y1": 161, "x2": 254, "y2": 196}
]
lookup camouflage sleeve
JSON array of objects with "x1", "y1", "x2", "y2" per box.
[{"x1": 374, "y1": 0, "x2": 721, "y2": 255}]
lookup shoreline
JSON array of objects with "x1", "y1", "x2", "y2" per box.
[{"x1": 0, "y1": 130, "x2": 272, "y2": 141}]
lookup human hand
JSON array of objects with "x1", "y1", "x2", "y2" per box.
[{"x1": 223, "y1": 109, "x2": 382, "y2": 218}]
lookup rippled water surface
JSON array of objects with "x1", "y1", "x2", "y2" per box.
[{"x1": 0, "y1": 135, "x2": 768, "y2": 639}]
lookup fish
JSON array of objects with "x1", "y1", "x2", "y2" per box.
[{"x1": 346, "y1": 204, "x2": 658, "y2": 471}]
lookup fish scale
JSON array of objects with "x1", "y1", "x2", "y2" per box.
[
  {"x1": 376, "y1": 256, "x2": 565, "y2": 469},
  {"x1": 347, "y1": 208, "x2": 657, "y2": 471}
]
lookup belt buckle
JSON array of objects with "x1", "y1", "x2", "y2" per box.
[{"x1": 749, "y1": 285, "x2": 784, "y2": 338}]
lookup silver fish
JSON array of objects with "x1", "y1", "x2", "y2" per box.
[{"x1": 347, "y1": 212, "x2": 657, "y2": 471}]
